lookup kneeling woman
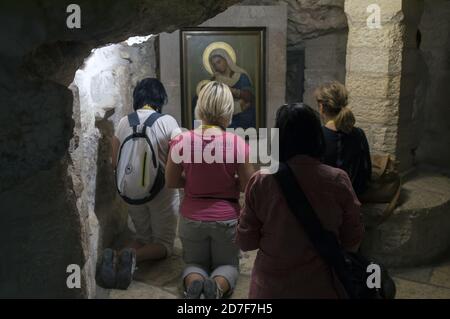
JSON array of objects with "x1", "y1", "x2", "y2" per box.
[
  {"x1": 315, "y1": 81, "x2": 372, "y2": 197},
  {"x1": 166, "y1": 81, "x2": 254, "y2": 299},
  {"x1": 236, "y1": 104, "x2": 364, "y2": 299}
]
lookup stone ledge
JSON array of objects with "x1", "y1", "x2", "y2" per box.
[{"x1": 361, "y1": 170, "x2": 450, "y2": 268}]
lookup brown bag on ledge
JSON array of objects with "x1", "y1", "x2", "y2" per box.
[{"x1": 359, "y1": 154, "x2": 402, "y2": 225}]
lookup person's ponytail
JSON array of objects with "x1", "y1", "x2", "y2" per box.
[
  {"x1": 315, "y1": 81, "x2": 355, "y2": 134},
  {"x1": 334, "y1": 106, "x2": 355, "y2": 134}
]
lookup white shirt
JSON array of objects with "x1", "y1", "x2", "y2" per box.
[{"x1": 115, "y1": 109, "x2": 180, "y2": 168}]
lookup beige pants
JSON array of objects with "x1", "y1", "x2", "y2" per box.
[
  {"x1": 128, "y1": 187, "x2": 179, "y2": 257},
  {"x1": 179, "y1": 216, "x2": 240, "y2": 291}
]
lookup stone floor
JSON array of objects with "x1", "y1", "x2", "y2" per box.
[
  {"x1": 99, "y1": 236, "x2": 450, "y2": 299},
  {"x1": 97, "y1": 169, "x2": 450, "y2": 299},
  {"x1": 390, "y1": 260, "x2": 450, "y2": 299}
]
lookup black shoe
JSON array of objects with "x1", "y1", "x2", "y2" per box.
[
  {"x1": 203, "y1": 278, "x2": 224, "y2": 299},
  {"x1": 115, "y1": 248, "x2": 136, "y2": 290},
  {"x1": 184, "y1": 280, "x2": 204, "y2": 299},
  {"x1": 96, "y1": 248, "x2": 117, "y2": 289}
]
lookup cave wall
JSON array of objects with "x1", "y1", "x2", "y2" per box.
[
  {"x1": 0, "y1": 0, "x2": 240, "y2": 298},
  {"x1": 414, "y1": 0, "x2": 450, "y2": 170},
  {"x1": 283, "y1": 0, "x2": 348, "y2": 107},
  {"x1": 242, "y1": 0, "x2": 348, "y2": 106},
  {"x1": 302, "y1": 31, "x2": 348, "y2": 107},
  {"x1": 69, "y1": 37, "x2": 158, "y2": 296}
]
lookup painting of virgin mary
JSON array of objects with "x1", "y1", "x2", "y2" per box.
[
  {"x1": 181, "y1": 28, "x2": 265, "y2": 130},
  {"x1": 208, "y1": 48, "x2": 256, "y2": 129}
]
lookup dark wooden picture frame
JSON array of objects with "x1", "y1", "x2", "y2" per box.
[{"x1": 180, "y1": 27, "x2": 266, "y2": 130}]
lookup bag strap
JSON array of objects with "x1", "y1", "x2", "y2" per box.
[
  {"x1": 128, "y1": 111, "x2": 166, "y2": 133},
  {"x1": 274, "y1": 162, "x2": 356, "y2": 298},
  {"x1": 127, "y1": 112, "x2": 165, "y2": 169},
  {"x1": 128, "y1": 112, "x2": 140, "y2": 134},
  {"x1": 143, "y1": 112, "x2": 166, "y2": 167},
  {"x1": 143, "y1": 112, "x2": 165, "y2": 131}
]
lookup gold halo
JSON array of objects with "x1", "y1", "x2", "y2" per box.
[{"x1": 202, "y1": 42, "x2": 236, "y2": 75}]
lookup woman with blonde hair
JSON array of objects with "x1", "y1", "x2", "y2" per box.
[
  {"x1": 315, "y1": 81, "x2": 372, "y2": 196},
  {"x1": 166, "y1": 81, "x2": 255, "y2": 299}
]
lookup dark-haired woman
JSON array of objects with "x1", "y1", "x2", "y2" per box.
[
  {"x1": 236, "y1": 103, "x2": 364, "y2": 299},
  {"x1": 315, "y1": 81, "x2": 372, "y2": 197},
  {"x1": 102, "y1": 78, "x2": 181, "y2": 289}
]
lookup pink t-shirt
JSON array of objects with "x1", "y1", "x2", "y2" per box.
[{"x1": 169, "y1": 130, "x2": 249, "y2": 221}]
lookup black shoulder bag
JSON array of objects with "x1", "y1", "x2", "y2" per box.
[{"x1": 274, "y1": 162, "x2": 395, "y2": 299}]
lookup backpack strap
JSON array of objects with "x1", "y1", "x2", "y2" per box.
[
  {"x1": 128, "y1": 112, "x2": 140, "y2": 134},
  {"x1": 274, "y1": 162, "x2": 356, "y2": 298},
  {"x1": 141, "y1": 112, "x2": 166, "y2": 168},
  {"x1": 143, "y1": 112, "x2": 166, "y2": 130}
]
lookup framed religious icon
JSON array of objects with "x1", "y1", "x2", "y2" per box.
[{"x1": 180, "y1": 27, "x2": 266, "y2": 130}]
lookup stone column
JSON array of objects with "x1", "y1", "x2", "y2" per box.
[{"x1": 344, "y1": 0, "x2": 423, "y2": 171}]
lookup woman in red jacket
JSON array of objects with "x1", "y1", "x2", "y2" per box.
[{"x1": 236, "y1": 103, "x2": 364, "y2": 299}]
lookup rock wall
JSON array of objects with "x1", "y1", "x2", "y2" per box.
[
  {"x1": 70, "y1": 37, "x2": 158, "y2": 296},
  {"x1": 242, "y1": 0, "x2": 348, "y2": 105},
  {"x1": 286, "y1": 0, "x2": 348, "y2": 108},
  {"x1": 302, "y1": 31, "x2": 348, "y2": 107},
  {"x1": 0, "y1": 0, "x2": 239, "y2": 298},
  {"x1": 414, "y1": 0, "x2": 450, "y2": 170},
  {"x1": 243, "y1": 0, "x2": 348, "y2": 46}
]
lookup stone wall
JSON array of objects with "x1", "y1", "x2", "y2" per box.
[
  {"x1": 282, "y1": 0, "x2": 348, "y2": 107},
  {"x1": 397, "y1": 1, "x2": 425, "y2": 171},
  {"x1": 70, "y1": 37, "x2": 158, "y2": 297},
  {"x1": 242, "y1": 0, "x2": 348, "y2": 45},
  {"x1": 243, "y1": 0, "x2": 349, "y2": 107},
  {"x1": 302, "y1": 31, "x2": 348, "y2": 107},
  {"x1": 414, "y1": 0, "x2": 450, "y2": 170}
]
